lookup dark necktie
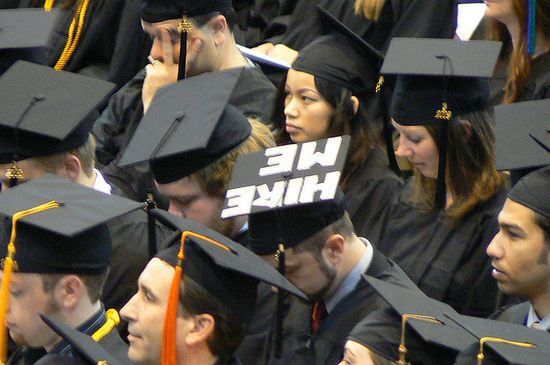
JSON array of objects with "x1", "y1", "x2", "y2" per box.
[{"x1": 311, "y1": 301, "x2": 327, "y2": 334}]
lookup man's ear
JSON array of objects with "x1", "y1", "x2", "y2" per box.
[
  {"x1": 208, "y1": 15, "x2": 227, "y2": 46},
  {"x1": 184, "y1": 313, "x2": 216, "y2": 347},
  {"x1": 324, "y1": 234, "x2": 346, "y2": 265},
  {"x1": 62, "y1": 154, "x2": 82, "y2": 182},
  {"x1": 54, "y1": 275, "x2": 85, "y2": 311},
  {"x1": 351, "y1": 96, "x2": 360, "y2": 115}
]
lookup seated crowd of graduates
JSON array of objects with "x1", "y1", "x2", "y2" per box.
[{"x1": 0, "y1": 0, "x2": 549, "y2": 364}]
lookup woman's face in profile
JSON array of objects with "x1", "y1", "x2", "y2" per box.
[
  {"x1": 283, "y1": 68, "x2": 334, "y2": 143},
  {"x1": 393, "y1": 120, "x2": 439, "y2": 179}
]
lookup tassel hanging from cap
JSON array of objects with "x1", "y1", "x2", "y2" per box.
[
  {"x1": 0, "y1": 201, "x2": 62, "y2": 363},
  {"x1": 397, "y1": 314, "x2": 442, "y2": 365},
  {"x1": 161, "y1": 231, "x2": 231, "y2": 365},
  {"x1": 44, "y1": 0, "x2": 55, "y2": 11},
  {"x1": 274, "y1": 243, "x2": 286, "y2": 358},
  {"x1": 177, "y1": 15, "x2": 193, "y2": 80},
  {"x1": 527, "y1": 0, "x2": 537, "y2": 56},
  {"x1": 476, "y1": 337, "x2": 535, "y2": 365}
]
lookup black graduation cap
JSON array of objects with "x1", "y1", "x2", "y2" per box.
[
  {"x1": 0, "y1": 174, "x2": 143, "y2": 274},
  {"x1": 350, "y1": 275, "x2": 477, "y2": 364},
  {"x1": 0, "y1": 60, "x2": 115, "y2": 161},
  {"x1": 381, "y1": 38, "x2": 502, "y2": 78},
  {"x1": 447, "y1": 312, "x2": 550, "y2": 365},
  {"x1": 148, "y1": 208, "x2": 306, "y2": 364},
  {"x1": 247, "y1": 190, "x2": 347, "y2": 255},
  {"x1": 140, "y1": 0, "x2": 233, "y2": 79},
  {"x1": 291, "y1": 6, "x2": 383, "y2": 97},
  {"x1": 0, "y1": 9, "x2": 60, "y2": 74},
  {"x1": 118, "y1": 68, "x2": 251, "y2": 184},
  {"x1": 39, "y1": 315, "x2": 123, "y2": 365},
  {"x1": 0, "y1": 174, "x2": 142, "y2": 363},
  {"x1": 495, "y1": 99, "x2": 550, "y2": 171},
  {"x1": 381, "y1": 38, "x2": 500, "y2": 209},
  {"x1": 507, "y1": 165, "x2": 550, "y2": 219}
]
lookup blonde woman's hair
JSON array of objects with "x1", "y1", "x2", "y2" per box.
[{"x1": 354, "y1": 0, "x2": 386, "y2": 21}]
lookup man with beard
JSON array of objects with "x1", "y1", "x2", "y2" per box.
[{"x1": 246, "y1": 190, "x2": 414, "y2": 365}]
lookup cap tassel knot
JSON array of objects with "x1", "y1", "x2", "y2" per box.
[{"x1": 435, "y1": 102, "x2": 452, "y2": 121}]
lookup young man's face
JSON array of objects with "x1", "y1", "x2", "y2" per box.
[
  {"x1": 121, "y1": 258, "x2": 191, "y2": 365},
  {"x1": 1, "y1": 272, "x2": 60, "y2": 348},
  {"x1": 121, "y1": 258, "x2": 172, "y2": 365},
  {"x1": 156, "y1": 176, "x2": 235, "y2": 238},
  {"x1": 487, "y1": 199, "x2": 550, "y2": 298},
  {"x1": 142, "y1": 18, "x2": 219, "y2": 77}
]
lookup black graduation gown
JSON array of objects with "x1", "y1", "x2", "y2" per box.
[
  {"x1": 11, "y1": 0, "x2": 150, "y2": 90},
  {"x1": 343, "y1": 147, "x2": 401, "y2": 246},
  {"x1": 231, "y1": 229, "x2": 278, "y2": 365},
  {"x1": 92, "y1": 65, "x2": 278, "y2": 202},
  {"x1": 377, "y1": 180, "x2": 508, "y2": 318},
  {"x1": 280, "y1": 0, "x2": 457, "y2": 52},
  {"x1": 266, "y1": 247, "x2": 417, "y2": 365}
]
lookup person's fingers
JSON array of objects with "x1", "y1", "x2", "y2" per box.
[{"x1": 160, "y1": 29, "x2": 175, "y2": 65}]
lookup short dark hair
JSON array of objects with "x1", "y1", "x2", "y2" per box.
[
  {"x1": 534, "y1": 212, "x2": 550, "y2": 246},
  {"x1": 40, "y1": 269, "x2": 109, "y2": 304},
  {"x1": 179, "y1": 276, "x2": 246, "y2": 362},
  {"x1": 192, "y1": 9, "x2": 237, "y2": 31},
  {"x1": 292, "y1": 212, "x2": 355, "y2": 260}
]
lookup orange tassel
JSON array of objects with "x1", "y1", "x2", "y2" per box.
[{"x1": 161, "y1": 231, "x2": 231, "y2": 365}]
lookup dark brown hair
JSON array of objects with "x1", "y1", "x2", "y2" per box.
[
  {"x1": 411, "y1": 109, "x2": 507, "y2": 223},
  {"x1": 180, "y1": 276, "x2": 245, "y2": 362}
]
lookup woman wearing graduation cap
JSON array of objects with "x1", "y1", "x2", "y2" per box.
[
  {"x1": 375, "y1": 38, "x2": 509, "y2": 317},
  {"x1": 271, "y1": 6, "x2": 402, "y2": 245}
]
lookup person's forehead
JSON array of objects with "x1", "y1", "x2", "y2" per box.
[
  {"x1": 140, "y1": 258, "x2": 174, "y2": 290},
  {"x1": 499, "y1": 198, "x2": 537, "y2": 226}
]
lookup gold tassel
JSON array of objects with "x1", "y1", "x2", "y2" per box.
[
  {"x1": 434, "y1": 102, "x2": 452, "y2": 120},
  {"x1": 375, "y1": 76, "x2": 384, "y2": 93},
  {"x1": 477, "y1": 336, "x2": 535, "y2": 365},
  {"x1": 44, "y1": 0, "x2": 56, "y2": 11},
  {"x1": 53, "y1": 0, "x2": 91, "y2": 71},
  {"x1": 178, "y1": 15, "x2": 193, "y2": 33},
  {"x1": 91, "y1": 309, "x2": 120, "y2": 342},
  {"x1": 0, "y1": 201, "x2": 62, "y2": 363},
  {"x1": 5, "y1": 162, "x2": 24, "y2": 181},
  {"x1": 397, "y1": 314, "x2": 443, "y2": 365}
]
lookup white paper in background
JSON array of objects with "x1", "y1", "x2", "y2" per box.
[
  {"x1": 456, "y1": 3, "x2": 487, "y2": 40},
  {"x1": 237, "y1": 45, "x2": 291, "y2": 69}
]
